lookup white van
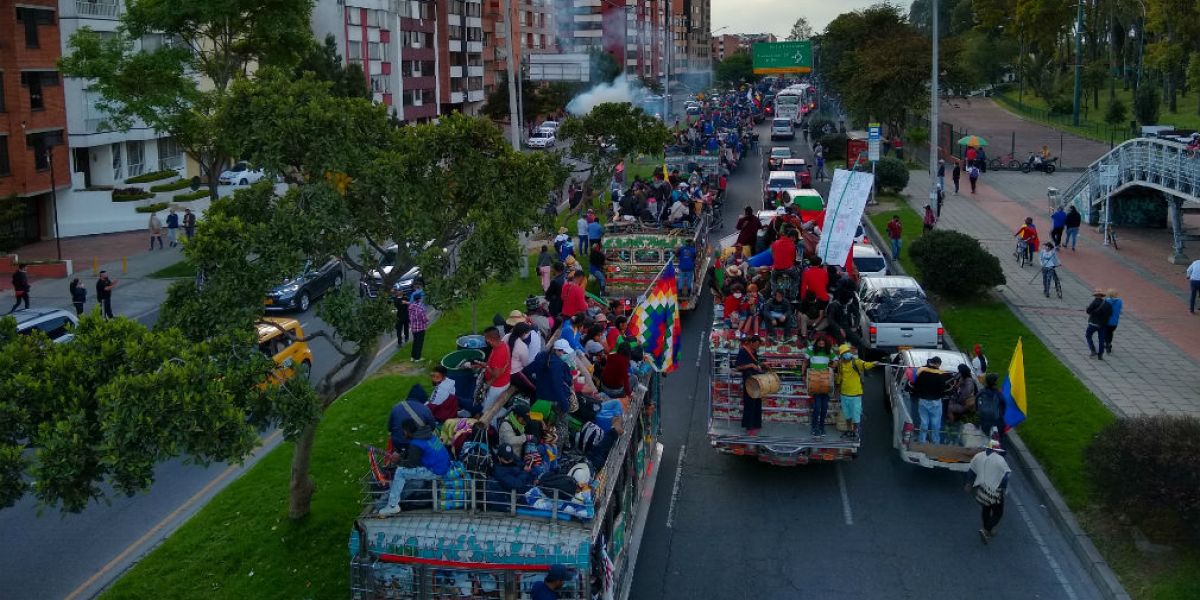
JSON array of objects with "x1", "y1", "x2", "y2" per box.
[{"x1": 770, "y1": 118, "x2": 795, "y2": 140}]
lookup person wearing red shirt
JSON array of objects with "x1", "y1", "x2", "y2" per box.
[
  {"x1": 735, "y1": 206, "x2": 761, "y2": 250},
  {"x1": 477, "y1": 327, "x2": 511, "y2": 422},
  {"x1": 771, "y1": 231, "x2": 798, "y2": 271},
  {"x1": 560, "y1": 272, "x2": 588, "y2": 318},
  {"x1": 600, "y1": 344, "x2": 633, "y2": 397},
  {"x1": 800, "y1": 256, "x2": 831, "y2": 302}
]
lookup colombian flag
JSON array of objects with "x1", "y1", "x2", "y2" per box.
[{"x1": 1002, "y1": 339, "x2": 1028, "y2": 430}]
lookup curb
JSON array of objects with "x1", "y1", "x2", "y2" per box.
[{"x1": 860, "y1": 212, "x2": 1130, "y2": 600}]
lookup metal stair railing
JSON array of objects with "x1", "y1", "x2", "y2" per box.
[{"x1": 1058, "y1": 137, "x2": 1200, "y2": 221}]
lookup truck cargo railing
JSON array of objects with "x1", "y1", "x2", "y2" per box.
[{"x1": 350, "y1": 554, "x2": 589, "y2": 600}]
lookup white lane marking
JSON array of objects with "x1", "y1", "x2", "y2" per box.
[
  {"x1": 1011, "y1": 489, "x2": 1079, "y2": 600},
  {"x1": 694, "y1": 329, "x2": 706, "y2": 367},
  {"x1": 836, "y1": 463, "x2": 854, "y2": 526},
  {"x1": 665, "y1": 444, "x2": 687, "y2": 529}
]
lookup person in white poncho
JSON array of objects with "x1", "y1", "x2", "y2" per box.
[{"x1": 967, "y1": 439, "x2": 1012, "y2": 544}]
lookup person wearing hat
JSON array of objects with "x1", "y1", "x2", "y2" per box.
[
  {"x1": 485, "y1": 443, "x2": 534, "y2": 511},
  {"x1": 553, "y1": 227, "x2": 569, "y2": 257},
  {"x1": 976, "y1": 373, "x2": 1006, "y2": 439},
  {"x1": 834, "y1": 344, "x2": 877, "y2": 439},
  {"x1": 907, "y1": 356, "x2": 952, "y2": 444},
  {"x1": 532, "y1": 564, "x2": 574, "y2": 599},
  {"x1": 1085, "y1": 289, "x2": 1112, "y2": 360},
  {"x1": 1104, "y1": 289, "x2": 1122, "y2": 354},
  {"x1": 966, "y1": 439, "x2": 1011, "y2": 544}
]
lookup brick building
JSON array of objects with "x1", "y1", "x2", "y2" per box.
[
  {"x1": 709, "y1": 32, "x2": 775, "y2": 63},
  {"x1": 1, "y1": 0, "x2": 70, "y2": 245}
]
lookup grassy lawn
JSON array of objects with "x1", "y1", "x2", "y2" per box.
[
  {"x1": 996, "y1": 84, "x2": 1200, "y2": 144},
  {"x1": 103, "y1": 274, "x2": 541, "y2": 599},
  {"x1": 148, "y1": 259, "x2": 198, "y2": 279},
  {"x1": 867, "y1": 196, "x2": 1200, "y2": 600}
]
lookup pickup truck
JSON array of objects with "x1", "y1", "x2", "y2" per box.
[
  {"x1": 884, "y1": 348, "x2": 990, "y2": 471},
  {"x1": 857, "y1": 276, "x2": 944, "y2": 351}
]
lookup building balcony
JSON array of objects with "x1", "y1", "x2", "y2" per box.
[
  {"x1": 450, "y1": 66, "x2": 463, "y2": 78},
  {"x1": 468, "y1": 66, "x2": 484, "y2": 77},
  {"x1": 402, "y1": 75, "x2": 436, "y2": 89},
  {"x1": 403, "y1": 103, "x2": 439, "y2": 120},
  {"x1": 467, "y1": 41, "x2": 483, "y2": 52},
  {"x1": 67, "y1": 0, "x2": 121, "y2": 19},
  {"x1": 401, "y1": 46, "x2": 436, "y2": 61},
  {"x1": 450, "y1": 91, "x2": 464, "y2": 104},
  {"x1": 468, "y1": 89, "x2": 485, "y2": 102}
]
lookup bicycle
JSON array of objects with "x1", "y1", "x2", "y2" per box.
[
  {"x1": 1104, "y1": 224, "x2": 1120, "y2": 250},
  {"x1": 1013, "y1": 238, "x2": 1032, "y2": 267},
  {"x1": 988, "y1": 152, "x2": 1022, "y2": 171},
  {"x1": 1039, "y1": 265, "x2": 1062, "y2": 299}
]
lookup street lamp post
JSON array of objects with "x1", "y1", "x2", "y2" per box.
[
  {"x1": 929, "y1": 0, "x2": 939, "y2": 209},
  {"x1": 1071, "y1": 0, "x2": 1084, "y2": 126}
]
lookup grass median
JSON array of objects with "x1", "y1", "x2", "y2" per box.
[
  {"x1": 148, "y1": 259, "x2": 198, "y2": 279},
  {"x1": 102, "y1": 273, "x2": 541, "y2": 599},
  {"x1": 868, "y1": 199, "x2": 1200, "y2": 600}
]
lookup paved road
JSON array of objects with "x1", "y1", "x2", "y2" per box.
[
  {"x1": 0, "y1": 302, "x2": 395, "y2": 600},
  {"x1": 630, "y1": 117, "x2": 1105, "y2": 599}
]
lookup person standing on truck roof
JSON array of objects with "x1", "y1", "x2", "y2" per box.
[
  {"x1": 378, "y1": 418, "x2": 452, "y2": 516},
  {"x1": 966, "y1": 440, "x2": 1011, "y2": 544},
  {"x1": 908, "y1": 356, "x2": 951, "y2": 445},
  {"x1": 835, "y1": 344, "x2": 877, "y2": 439},
  {"x1": 734, "y1": 335, "x2": 766, "y2": 436},
  {"x1": 805, "y1": 337, "x2": 837, "y2": 438}
]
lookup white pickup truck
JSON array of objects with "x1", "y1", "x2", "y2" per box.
[
  {"x1": 857, "y1": 276, "x2": 944, "y2": 351},
  {"x1": 884, "y1": 348, "x2": 990, "y2": 471}
]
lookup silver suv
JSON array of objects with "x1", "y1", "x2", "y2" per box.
[{"x1": 11, "y1": 308, "x2": 79, "y2": 343}]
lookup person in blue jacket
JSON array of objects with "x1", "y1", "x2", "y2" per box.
[
  {"x1": 485, "y1": 445, "x2": 534, "y2": 510},
  {"x1": 524, "y1": 340, "x2": 575, "y2": 413},
  {"x1": 1049, "y1": 206, "x2": 1068, "y2": 248},
  {"x1": 378, "y1": 418, "x2": 451, "y2": 516},
  {"x1": 387, "y1": 384, "x2": 435, "y2": 450},
  {"x1": 676, "y1": 239, "x2": 697, "y2": 296},
  {"x1": 1105, "y1": 289, "x2": 1123, "y2": 354}
]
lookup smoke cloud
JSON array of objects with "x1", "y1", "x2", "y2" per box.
[{"x1": 566, "y1": 75, "x2": 652, "y2": 115}]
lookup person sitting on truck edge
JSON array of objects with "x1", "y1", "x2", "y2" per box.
[
  {"x1": 427, "y1": 366, "x2": 459, "y2": 423},
  {"x1": 378, "y1": 418, "x2": 452, "y2": 516},
  {"x1": 498, "y1": 403, "x2": 531, "y2": 457},
  {"x1": 764, "y1": 288, "x2": 793, "y2": 341},
  {"x1": 388, "y1": 385, "x2": 436, "y2": 450},
  {"x1": 907, "y1": 356, "x2": 952, "y2": 445},
  {"x1": 805, "y1": 336, "x2": 837, "y2": 438},
  {"x1": 835, "y1": 344, "x2": 877, "y2": 439},
  {"x1": 485, "y1": 444, "x2": 534, "y2": 511},
  {"x1": 532, "y1": 564, "x2": 574, "y2": 600},
  {"x1": 946, "y1": 363, "x2": 980, "y2": 442}
]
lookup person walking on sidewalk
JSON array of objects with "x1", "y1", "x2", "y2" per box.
[
  {"x1": 951, "y1": 161, "x2": 961, "y2": 194},
  {"x1": 1188, "y1": 258, "x2": 1200, "y2": 314},
  {"x1": 1105, "y1": 289, "x2": 1122, "y2": 353},
  {"x1": 1039, "y1": 242, "x2": 1061, "y2": 297},
  {"x1": 7, "y1": 264, "x2": 31, "y2": 313},
  {"x1": 537, "y1": 245, "x2": 553, "y2": 292},
  {"x1": 182, "y1": 208, "x2": 196, "y2": 240},
  {"x1": 1049, "y1": 206, "x2": 1067, "y2": 248},
  {"x1": 923, "y1": 205, "x2": 937, "y2": 233},
  {"x1": 392, "y1": 289, "x2": 410, "y2": 346},
  {"x1": 1085, "y1": 289, "x2": 1112, "y2": 360},
  {"x1": 408, "y1": 295, "x2": 429, "y2": 362},
  {"x1": 166, "y1": 209, "x2": 180, "y2": 248},
  {"x1": 815, "y1": 154, "x2": 826, "y2": 182},
  {"x1": 968, "y1": 164, "x2": 980, "y2": 194},
  {"x1": 1064, "y1": 206, "x2": 1082, "y2": 251},
  {"x1": 148, "y1": 212, "x2": 165, "y2": 250},
  {"x1": 936, "y1": 160, "x2": 946, "y2": 191},
  {"x1": 966, "y1": 439, "x2": 1011, "y2": 544},
  {"x1": 69, "y1": 278, "x2": 87, "y2": 316},
  {"x1": 96, "y1": 271, "x2": 117, "y2": 319},
  {"x1": 886, "y1": 215, "x2": 903, "y2": 259}
]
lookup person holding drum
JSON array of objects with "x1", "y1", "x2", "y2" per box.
[
  {"x1": 804, "y1": 336, "x2": 838, "y2": 438},
  {"x1": 734, "y1": 335, "x2": 767, "y2": 436}
]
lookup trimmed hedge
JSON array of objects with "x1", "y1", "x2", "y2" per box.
[
  {"x1": 1085, "y1": 414, "x2": 1200, "y2": 528},
  {"x1": 112, "y1": 187, "x2": 155, "y2": 202},
  {"x1": 135, "y1": 202, "x2": 170, "y2": 214},
  {"x1": 150, "y1": 179, "x2": 191, "y2": 193},
  {"x1": 173, "y1": 189, "x2": 209, "y2": 202},
  {"x1": 125, "y1": 170, "x2": 179, "y2": 184},
  {"x1": 875, "y1": 157, "x2": 910, "y2": 192},
  {"x1": 909, "y1": 229, "x2": 1005, "y2": 298}
]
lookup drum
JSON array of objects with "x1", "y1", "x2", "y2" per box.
[
  {"x1": 746, "y1": 372, "x2": 781, "y2": 398},
  {"x1": 807, "y1": 369, "x2": 833, "y2": 395}
]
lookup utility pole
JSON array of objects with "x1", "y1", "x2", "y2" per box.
[
  {"x1": 1072, "y1": 0, "x2": 1084, "y2": 126},
  {"x1": 928, "y1": 0, "x2": 939, "y2": 209},
  {"x1": 502, "y1": 0, "x2": 520, "y2": 151}
]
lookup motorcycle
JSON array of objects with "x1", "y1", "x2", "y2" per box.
[{"x1": 1022, "y1": 153, "x2": 1059, "y2": 174}]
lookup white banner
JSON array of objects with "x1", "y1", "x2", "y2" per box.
[{"x1": 816, "y1": 168, "x2": 874, "y2": 267}]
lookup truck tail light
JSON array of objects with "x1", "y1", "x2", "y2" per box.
[
  {"x1": 902, "y1": 422, "x2": 914, "y2": 446},
  {"x1": 868, "y1": 326, "x2": 877, "y2": 344},
  {"x1": 937, "y1": 327, "x2": 945, "y2": 347}
]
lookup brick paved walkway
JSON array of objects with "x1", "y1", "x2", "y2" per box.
[
  {"x1": 902, "y1": 170, "x2": 1200, "y2": 418},
  {"x1": 940, "y1": 99, "x2": 1114, "y2": 170}
]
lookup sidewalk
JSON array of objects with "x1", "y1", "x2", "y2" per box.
[
  {"x1": 901, "y1": 169, "x2": 1200, "y2": 418},
  {"x1": 941, "y1": 99, "x2": 1114, "y2": 169}
]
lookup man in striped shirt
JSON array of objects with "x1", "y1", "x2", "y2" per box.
[{"x1": 409, "y1": 294, "x2": 430, "y2": 362}]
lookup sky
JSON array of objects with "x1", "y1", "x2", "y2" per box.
[{"x1": 711, "y1": 0, "x2": 888, "y2": 39}]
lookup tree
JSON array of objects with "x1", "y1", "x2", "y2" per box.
[
  {"x1": 840, "y1": 29, "x2": 931, "y2": 137},
  {"x1": 1187, "y1": 52, "x2": 1200, "y2": 115},
  {"x1": 713, "y1": 51, "x2": 753, "y2": 87},
  {"x1": 819, "y1": 4, "x2": 915, "y2": 99},
  {"x1": 0, "y1": 313, "x2": 312, "y2": 512},
  {"x1": 1104, "y1": 98, "x2": 1129, "y2": 126},
  {"x1": 165, "y1": 70, "x2": 565, "y2": 518},
  {"x1": 787, "y1": 17, "x2": 814, "y2": 41},
  {"x1": 295, "y1": 34, "x2": 370, "y2": 99},
  {"x1": 589, "y1": 49, "x2": 622, "y2": 85},
  {"x1": 559, "y1": 102, "x2": 672, "y2": 204},
  {"x1": 1133, "y1": 84, "x2": 1162, "y2": 125},
  {"x1": 59, "y1": 0, "x2": 315, "y2": 199}
]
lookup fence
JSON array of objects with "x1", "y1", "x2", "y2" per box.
[
  {"x1": 906, "y1": 113, "x2": 1114, "y2": 172},
  {"x1": 992, "y1": 93, "x2": 1137, "y2": 148}
]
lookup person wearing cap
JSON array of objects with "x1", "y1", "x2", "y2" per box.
[
  {"x1": 1104, "y1": 289, "x2": 1122, "y2": 354},
  {"x1": 553, "y1": 227, "x2": 569, "y2": 257},
  {"x1": 486, "y1": 444, "x2": 534, "y2": 510},
  {"x1": 907, "y1": 356, "x2": 952, "y2": 444},
  {"x1": 975, "y1": 373, "x2": 1006, "y2": 439},
  {"x1": 532, "y1": 564, "x2": 573, "y2": 599},
  {"x1": 966, "y1": 439, "x2": 1012, "y2": 544},
  {"x1": 1085, "y1": 289, "x2": 1112, "y2": 360},
  {"x1": 834, "y1": 344, "x2": 877, "y2": 439}
]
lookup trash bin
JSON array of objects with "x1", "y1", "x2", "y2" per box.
[
  {"x1": 456, "y1": 334, "x2": 487, "y2": 352},
  {"x1": 441, "y1": 349, "x2": 484, "y2": 415}
]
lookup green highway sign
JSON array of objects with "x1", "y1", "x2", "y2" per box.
[{"x1": 752, "y1": 41, "x2": 813, "y2": 74}]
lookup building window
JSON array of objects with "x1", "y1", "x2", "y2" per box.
[
  {"x1": 111, "y1": 142, "x2": 122, "y2": 180},
  {"x1": 16, "y1": 7, "x2": 55, "y2": 49},
  {"x1": 26, "y1": 131, "x2": 63, "y2": 172},
  {"x1": 347, "y1": 41, "x2": 363, "y2": 60},
  {"x1": 126, "y1": 140, "x2": 144, "y2": 177},
  {"x1": 370, "y1": 75, "x2": 390, "y2": 94},
  {"x1": 368, "y1": 42, "x2": 381, "y2": 59},
  {"x1": 366, "y1": 9, "x2": 383, "y2": 27},
  {"x1": 450, "y1": 0, "x2": 464, "y2": 15},
  {"x1": 21, "y1": 71, "x2": 59, "y2": 112},
  {"x1": 157, "y1": 137, "x2": 182, "y2": 171},
  {"x1": 449, "y1": 25, "x2": 463, "y2": 40},
  {"x1": 0, "y1": 136, "x2": 10, "y2": 177},
  {"x1": 347, "y1": 8, "x2": 362, "y2": 25}
]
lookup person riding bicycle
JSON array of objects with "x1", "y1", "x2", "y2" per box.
[
  {"x1": 1039, "y1": 241, "x2": 1061, "y2": 297},
  {"x1": 1015, "y1": 218, "x2": 1039, "y2": 263}
]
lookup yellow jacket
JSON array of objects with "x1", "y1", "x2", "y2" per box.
[{"x1": 836, "y1": 358, "x2": 876, "y2": 396}]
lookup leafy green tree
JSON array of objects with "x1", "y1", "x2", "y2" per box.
[
  {"x1": 589, "y1": 49, "x2": 622, "y2": 84},
  {"x1": 787, "y1": 17, "x2": 814, "y2": 41},
  {"x1": 840, "y1": 29, "x2": 931, "y2": 138},
  {"x1": 295, "y1": 34, "x2": 370, "y2": 99},
  {"x1": 713, "y1": 51, "x2": 753, "y2": 87},
  {"x1": 1188, "y1": 53, "x2": 1200, "y2": 115},
  {"x1": 1104, "y1": 98, "x2": 1129, "y2": 126},
  {"x1": 1133, "y1": 84, "x2": 1162, "y2": 125},
  {"x1": 558, "y1": 102, "x2": 672, "y2": 204},
  {"x1": 819, "y1": 4, "x2": 915, "y2": 100},
  {"x1": 59, "y1": 0, "x2": 315, "y2": 198},
  {"x1": 0, "y1": 313, "x2": 311, "y2": 513}
]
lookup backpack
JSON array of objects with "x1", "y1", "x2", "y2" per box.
[
  {"x1": 459, "y1": 426, "x2": 493, "y2": 477},
  {"x1": 537, "y1": 472, "x2": 580, "y2": 500},
  {"x1": 574, "y1": 421, "x2": 604, "y2": 455},
  {"x1": 976, "y1": 389, "x2": 1003, "y2": 422}
]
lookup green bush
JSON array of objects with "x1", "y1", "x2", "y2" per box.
[
  {"x1": 1133, "y1": 85, "x2": 1161, "y2": 125},
  {"x1": 1085, "y1": 415, "x2": 1200, "y2": 528},
  {"x1": 818, "y1": 133, "x2": 848, "y2": 160},
  {"x1": 125, "y1": 170, "x2": 179, "y2": 184},
  {"x1": 808, "y1": 116, "x2": 836, "y2": 140},
  {"x1": 874, "y1": 157, "x2": 909, "y2": 192},
  {"x1": 1104, "y1": 98, "x2": 1129, "y2": 127},
  {"x1": 150, "y1": 179, "x2": 191, "y2": 193},
  {"x1": 112, "y1": 187, "x2": 154, "y2": 202},
  {"x1": 1047, "y1": 96, "x2": 1074, "y2": 116},
  {"x1": 908, "y1": 229, "x2": 1005, "y2": 298},
  {"x1": 173, "y1": 189, "x2": 209, "y2": 202},
  {"x1": 135, "y1": 202, "x2": 170, "y2": 214}
]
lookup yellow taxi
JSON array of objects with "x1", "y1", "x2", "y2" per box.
[{"x1": 257, "y1": 317, "x2": 314, "y2": 385}]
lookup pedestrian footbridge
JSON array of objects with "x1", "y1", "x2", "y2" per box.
[{"x1": 1055, "y1": 136, "x2": 1200, "y2": 263}]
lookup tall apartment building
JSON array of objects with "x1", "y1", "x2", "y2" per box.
[
  {"x1": 710, "y1": 32, "x2": 775, "y2": 63},
  {"x1": 682, "y1": 0, "x2": 709, "y2": 78},
  {"x1": 436, "y1": 0, "x2": 485, "y2": 114},
  {"x1": 1, "y1": 0, "x2": 70, "y2": 244},
  {"x1": 555, "y1": 0, "x2": 665, "y2": 82},
  {"x1": 312, "y1": 0, "x2": 440, "y2": 124},
  {"x1": 483, "y1": 0, "x2": 518, "y2": 97},
  {"x1": 515, "y1": 0, "x2": 555, "y2": 55}
]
